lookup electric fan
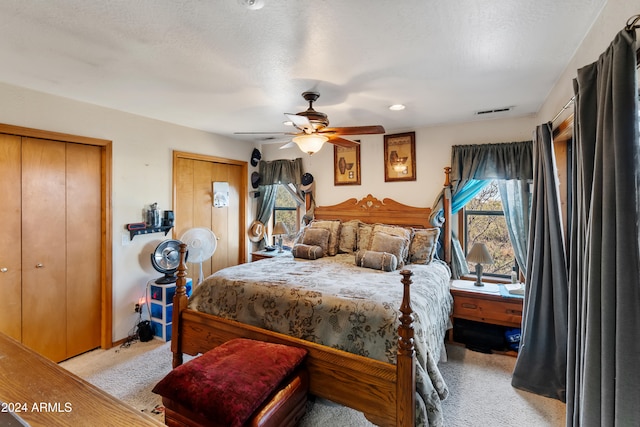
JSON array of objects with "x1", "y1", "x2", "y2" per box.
[
  {"x1": 180, "y1": 227, "x2": 218, "y2": 284},
  {"x1": 150, "y1": 239, "x2": 188, "y2": 284}
]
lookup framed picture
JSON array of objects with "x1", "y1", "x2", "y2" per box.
[
  {"x1": 384, "y1": 132, "x2": 416, "y2": 182},
  {"x1": 334, "y1": 143, "x2": 361, "y2": 185}
]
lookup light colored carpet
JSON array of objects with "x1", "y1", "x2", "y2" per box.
[
  {"x1": 439, "y1": 345, "x2": 565, "y2": 426},
  {"x1": 60, "y1": 339, "x2": 565, "y2": 426}
]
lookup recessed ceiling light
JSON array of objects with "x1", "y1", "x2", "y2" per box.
[
  {"x1": 389, "y1": 104, "x2": 406, "y2": 111},
  {"x1": 238, "y1": 0, "x2": 264, "y2": 10},
  {"x1": 283, "y1": 120, "x2": 293, "y2": 126}
]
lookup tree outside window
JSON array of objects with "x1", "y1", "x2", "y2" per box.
[
  {"x1": 463, "y1": 180, "x2": 516, "y2": 277},
  {"x1": 272, "y1": 184, "x2": 300, "y2": 248}
]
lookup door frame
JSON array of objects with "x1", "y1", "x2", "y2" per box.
[
  {"x1": 172, "y1": 150, "x2": 248, "y2": 265},
  {"x1": 0, "y1": 123, "x2": 113, "y2": 350}
]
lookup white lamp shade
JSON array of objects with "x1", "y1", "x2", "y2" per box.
[{"x1": 466, "y1": 243, "x2": 494, "y2": 264}]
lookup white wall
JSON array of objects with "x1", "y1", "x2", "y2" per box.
[
  {"x1": 0, "y1": 82, "x2": 255, "y2": 342},
  {"x1": 537, "y1": 0, "x2": 637, "y2": 124},
  {"x1": 262, "y1": 116, "x2": 537, "y2": 207}
]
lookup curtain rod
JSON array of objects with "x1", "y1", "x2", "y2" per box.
[
  {"x1": 552, "y1": 14, "x2": 639, "y2": 124},
  {"x1": 551, "y1": 96, "x2": 575, "y2": 123}
]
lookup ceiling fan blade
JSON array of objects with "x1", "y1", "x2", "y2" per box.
[
  {"x1": 279, "y1": 141, "x2": 296, "y2": 150},
  {"x1": 327, "y1": 136, "x2": 360, "y2": 147},
  {"x1": 285, "y1": 113, "x2": 314, "y2": 134},
  {"x1": 320, "y1": 125, "x2": 385, "y2": 135}
]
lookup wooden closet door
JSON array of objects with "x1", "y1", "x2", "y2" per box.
[
  {"x1": 0, "y1": 134, "x2": 22, "y2": 341},
  {"x1": 21, "y1": 138, "x2": 67, "y2": 362},
  {"x1": 66, "y1": 143, "x2": 101, "y2": 357}
]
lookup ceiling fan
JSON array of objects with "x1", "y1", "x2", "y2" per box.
[{"x1": 235, "y1": 91, "x2": 386, "y2": 155}]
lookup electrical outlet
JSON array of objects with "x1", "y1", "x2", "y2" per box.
[{"x1": 134, "y1": 303, "x2": 140, "y2": 313}]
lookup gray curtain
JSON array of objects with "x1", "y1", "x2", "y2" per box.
[
  {"x1": 449, "y1": 141, "x2": 534, "y2": 194},
  {"x1": 498, "y1": 180, "x2": 530, "y2": 274},
  {"x1": 254, "y1": 158, "x2": 304, "y2": 246},
  {"x1": 259, "y1": 158, "x2": 303, "y2": 186},
  {"x1": 511, "y1": 122, "x2": 568, "y2": 401},
  {"x1": 567, "y1": 29, "x2": 640, "y2": 425},
  {"x1": 431, "y1": 141, "x2": 534, "y2": 278}
]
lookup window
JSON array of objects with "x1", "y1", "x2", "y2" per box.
[
  {"x1": 463, "y1": 180, "x2": 516, "y2": 278},
  {"x1": 272, "y1": 183, "x2": 301, "y2": 248}
]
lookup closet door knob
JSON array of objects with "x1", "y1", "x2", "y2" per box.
[
  {"x1": 0, "y1": 268, "x2": 7, "y2": 273},
  {"x1": 36, "y1": 263, "x2": 44, "y2": 268}
]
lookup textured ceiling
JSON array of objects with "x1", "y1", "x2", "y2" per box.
[{"x1": 0, "y1": 1, "x2": 607, "y2": 143}]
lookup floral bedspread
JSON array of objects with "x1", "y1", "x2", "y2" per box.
[{"x1": 189, "y1": 254, "x2": 453, "y2": 426}]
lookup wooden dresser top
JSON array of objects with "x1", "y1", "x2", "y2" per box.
[{"x1": 0, "y1": 332, "x2": 161, "y2": 426}]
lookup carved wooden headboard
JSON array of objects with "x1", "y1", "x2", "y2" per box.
[{"x1": 314, "y1": 194, "x2": 432, "y2": 229}]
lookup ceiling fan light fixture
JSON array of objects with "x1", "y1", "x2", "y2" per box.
[{"x1": 292, "y1": 134, "x2": 328, "y2": 155}]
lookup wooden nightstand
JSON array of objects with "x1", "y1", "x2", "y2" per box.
[
  {"x1": 449, "y1": 279, "x2": 524, "y2": 354},
  {"x1": 450, "y1": 280, "x2": 523, "y2": 327},
  {"x1": 251, "y1": 249, "x2": 292, "y2": 262}
]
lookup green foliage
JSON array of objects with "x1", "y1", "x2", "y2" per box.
[{"x1": 273, "y1": 184, "x2": 299, "y2": 247}]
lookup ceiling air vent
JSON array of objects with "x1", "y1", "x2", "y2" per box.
[{"x1": 475, "y1": 107, "x2": 513, "y2": 116}]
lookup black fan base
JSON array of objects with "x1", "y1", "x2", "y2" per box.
[{"x1": 155, "y1": 273, "x2": 178, "y2": 284}]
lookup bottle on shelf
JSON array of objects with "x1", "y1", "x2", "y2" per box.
[
  {"x1": 510, "y1": 266, "x2": 518, "y2": 284},
  {"x1": 146, "y1": 202, "x2": 161, "y2": 228}
]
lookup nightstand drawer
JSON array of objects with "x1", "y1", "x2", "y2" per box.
[
  {"x1": 453, "y1": 295, "x2": 522, "y2": 327},
  {"x1": 251, "y1": 252, "x2": 271, "y2": 261}
]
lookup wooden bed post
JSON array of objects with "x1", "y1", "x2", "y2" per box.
[
  {"x1": 396, "y1": 270, "x2": 415, "y2": 427},
  {"x1": 442, "y1": 167, "x2": 452, "y2": 265},
  {"x1": 171, "y1": 243, "x2": 189, "y2": 368}
]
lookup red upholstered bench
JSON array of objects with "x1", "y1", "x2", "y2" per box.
[{"x1": 152, "y1": 338, "x2": 309, "y2": 427}]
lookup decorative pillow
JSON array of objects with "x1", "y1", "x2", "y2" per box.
[
  {"x1": 338, "y1": 219, "x2": 361, "y2": 253},
  {"x1": 372, "y1": 224, "x2": 412, "y2": 263},
  {"x1": 355, "y1": 250, "x2": 398, "y2": 272},
  {"x1": 301, "y1": 227, "x2": 330, "y2": 256},
  {"x1": 410, "y1": 227, "x2": 441, "y2": 264},
  {"x1": 310, "y1": 220, "x2": 341, "y2": 256},
  {"x1": 152, "y1": 338, "x2": 307, "y2": 427},
  {"x1": 370, "y1": 231, "x2": 408, "y2": 268},
  {"x1": 292, "y1": 243, "x2": 324, "y2": 260},
  {"x1": 357, "y1": 223, "x2": 375, "y2": 252}
]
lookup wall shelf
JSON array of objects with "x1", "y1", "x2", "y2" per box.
[{"x1": 127, "y1": 225, "x2": 173, "y2": 240}]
